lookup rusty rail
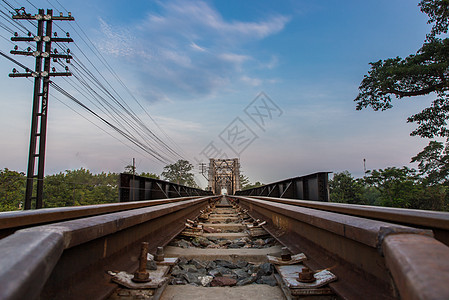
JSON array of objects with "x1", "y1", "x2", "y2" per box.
[
  {"x1": 0, "y1": 196, "x2": 202, "y2": 239},
  {"x1": 230, "y1": 195, "x2": 449, "y2": 300},
  {"x1": 236, "y1": 195, "x2": 449, "y2": 246},
  {"x1": 0, "y1": 195, "x2": 220, "y2": 300},
  {"x1": 2, "y1": 194, "x2": 449, "y2": 299}
]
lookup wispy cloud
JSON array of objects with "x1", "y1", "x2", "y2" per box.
[{"x1": 94, "y1": 0, "x2": 290, "y2": 102}]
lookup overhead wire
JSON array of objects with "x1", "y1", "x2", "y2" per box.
[
  {"x1": 0, "y1": 1, "x2": 197, "y2": 172},
  {"x1": 45, "y1": 0, "x2": 187, "y2": 160}
]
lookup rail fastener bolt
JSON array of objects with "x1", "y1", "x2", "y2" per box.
[
  {"x1": 132, "y1": 242, "x2": 151, "y2": 283},
  {"x1": 281, "y1": 247, "x2": 292, "y2": 261},
  {"x1": 154, "y1": 246, "x2": 164, "y2": 262},
  {"x1": 297, "y1": 266, "x2": 316, "y2": 283}
]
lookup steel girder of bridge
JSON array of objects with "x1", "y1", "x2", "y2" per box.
[
  {"x1": 208, "y1": 158, "x2": 240, "y2": 195},
  {"x1": 235, "y1": 172, "x2": 330, "y2": 201},
  {"x1": 119, "y1": 173, "x2": 212, "y2": 202}
]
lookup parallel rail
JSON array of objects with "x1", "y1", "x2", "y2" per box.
[
  {"x1": 0, "y1": 195, "x2": 220, "y2": 300},
  {"x1": 230, "y1": 195, "x2": 449, "y2": 300},
  {"x1": 236, "y1": 195, "x2": 449, "y2": 246},
  {"x1": 1, "y1": 195, "x2": 449, "y2": 299},
  {"x1": 0, "y1": 196, "x2": 203, "y2": 238}
]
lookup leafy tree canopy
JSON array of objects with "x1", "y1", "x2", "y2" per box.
[
  {"x1": 240, "y1": 174, "x2": 263, "y2": 190},
  {"x1": 161, "y1": 159, "x2": 197, "y2": 187},
  {"x1": 355, "y1": 1, "x2": 449, "y2": 186},
  {"x1": 411, "y1": 140, "x2": 449, "y2": 183},
  {"x1": 355, "y1": 1, "x2": 449, "y2": 139},
  {"x1": 0, "y1": 168, "x2": 25, "y2": 211},
  {"x1": 329, "y1": 171, "x2": 366, "y2": 204}
]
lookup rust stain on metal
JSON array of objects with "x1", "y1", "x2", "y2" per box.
[
  {"x1": 272, "y1": 213, "x2": 289, "y2": 231},
  {"x1": 103, "y1": 238, "x2": 107, "y2": 258},
  {"x1": 297, "y1": 267, "x2": 316, "y2": 283}
]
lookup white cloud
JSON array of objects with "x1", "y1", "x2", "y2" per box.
[
  {"x1": 94, "y1": 0, "x2": 290, "y2": 101},
  {"x1": 190, "y1": 42, "x2": 206, "y2": 52},
  {"x1": 240, "y1": 76, "x2": 262, "y2": 87}
]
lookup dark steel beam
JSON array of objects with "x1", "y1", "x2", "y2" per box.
[
  {"x1": 119, "y1": 173, "x2": 212, "y2": 202},
  {"x1": 236, "y1": 172, "x2": 330, "y2": 201}
]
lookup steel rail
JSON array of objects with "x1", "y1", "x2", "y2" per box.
[
  {"x1": 231, "y1": 195, "x2": 449, "y2": 300},
  {"x1": 0, "y1": 195, "x2": 220, "y2": 300},
  {"x1": 0, "y1": 196, "x2": 201, "y2": 238},
  {"x1": 239, "y1": 195, "x2": 449, "y2": 245}
]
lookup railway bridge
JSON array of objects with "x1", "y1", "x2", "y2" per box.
[{"x1": 0, "y1": 172, "x2": 448, "y2": 300}]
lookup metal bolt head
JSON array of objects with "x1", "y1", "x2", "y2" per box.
[
  {"x1": 154, "y1": 246, "x2": 164, "y2": 262},
  {"x1": 132, "y1": 270, "x2": 151, "y2": 283},
  {"x1": 281, "y1": 247, "x2": 291, "y2": 261},
  {"x1": 297, "y1": 266, "x2": 316, "y2": 283}
]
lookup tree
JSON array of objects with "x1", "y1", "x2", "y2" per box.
[
  {"x1": 161, "y1": 159, "x2": 197, "y2": 187},
  {"x1": 355, "y1": 1, "x2": 449, "y2": 158},
  {"x1": 0, "y1": 168, "x2": 25, "y2": 211},
  {"x1": 240, "y1": 174, "x2": 263, "y2": 190},
  {"x1": 364, "y1": 167, "x2": 421, "y2": 208},
  {"x1": 411, "y1": 140, "x2": 449, "y2": 184},
  {"x1": 140, "y1": 172, "x2": 160, "y2": 179},
  {"x1": 329, "y1": 171, "x2": 366, "y2": 204},
  {"x1": 124, "y1": 164, "x2": 136, "y2": 175},
  {"x1": 43, "y1": 168, "x2": 118, "y2": 208}
]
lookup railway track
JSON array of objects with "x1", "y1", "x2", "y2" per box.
[{"x1": 1, "y1": 195, "x2": 449, "y2": 299}]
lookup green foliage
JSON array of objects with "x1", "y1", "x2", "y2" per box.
[
  {"x1": 355, "y1": 1, "x2": 449, "y2": 192},
  {"x1": 240, "y1": 174, "x2": 263, "y2": 190},
  {"x1": 329, "y1": 171, "x2": 366, "y2": 204},
  {"x1": 355, "y1": 0, "x2": 449, "y2": 138},
  {"x1": 411, "y1": 140, "x2": 449, "y2": 184},
  {"x1": 355, "y1": 39, "x2": 449, "y2": 139},
  {"x1": 140, "y1": 172, "x2": 160, "y2": 179},
  {"x1": 43, "y1": 168, "x2": 118, "y2": 208},
  {"x1": 364, "y1": 167, "x2": 421, "y2": 208},
  {"x1": 123, "y1": 164, "x2": 136, "y2": 174},
  {"x1": 419, "y1": 0, "x2": 449, "y2": 39},
  {"x1": 161, "y1": 159, "x2": 197, "y2": 187},
  {"x1": 330, "y1": 168, "x2": 449, "y2": 211},
  {"x1": 0, "y1": 168, "x2": 25, "y2": 211}
]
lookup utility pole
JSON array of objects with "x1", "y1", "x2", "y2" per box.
[
  {"x1": 363, "y1": 158, "x2": 367, "y2": 178},
  {"x1": 199, "y1": 162, "x2": 207, "y2": 180},
  {"x1": 132, "y1": 158, "x2": 136, "y2": 201},
  {"x1": 9, "y1": 8, "x2": 74, "y2": 209}
]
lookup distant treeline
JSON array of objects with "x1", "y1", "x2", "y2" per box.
[
  {"x1": 0, "y1": 168, "x2": 120, "y2": 211},
  {"x1": 2, "y1": 166, "x2": 449, "y2": 212},
  {"x1": 330, "y1": 168, "x2": 449, "y2": 211}
]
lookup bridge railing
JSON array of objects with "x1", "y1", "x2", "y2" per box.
[
  {"x1": 119, "y1": 173, "x2": 213, "y2": 202},
  {"x1": 235, "y1": 171, "x2": 330, "y2": 201}
]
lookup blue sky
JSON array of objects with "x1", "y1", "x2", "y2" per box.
[{"x1": 0, "y1": 0, "x2": 437, "y2": 187}]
